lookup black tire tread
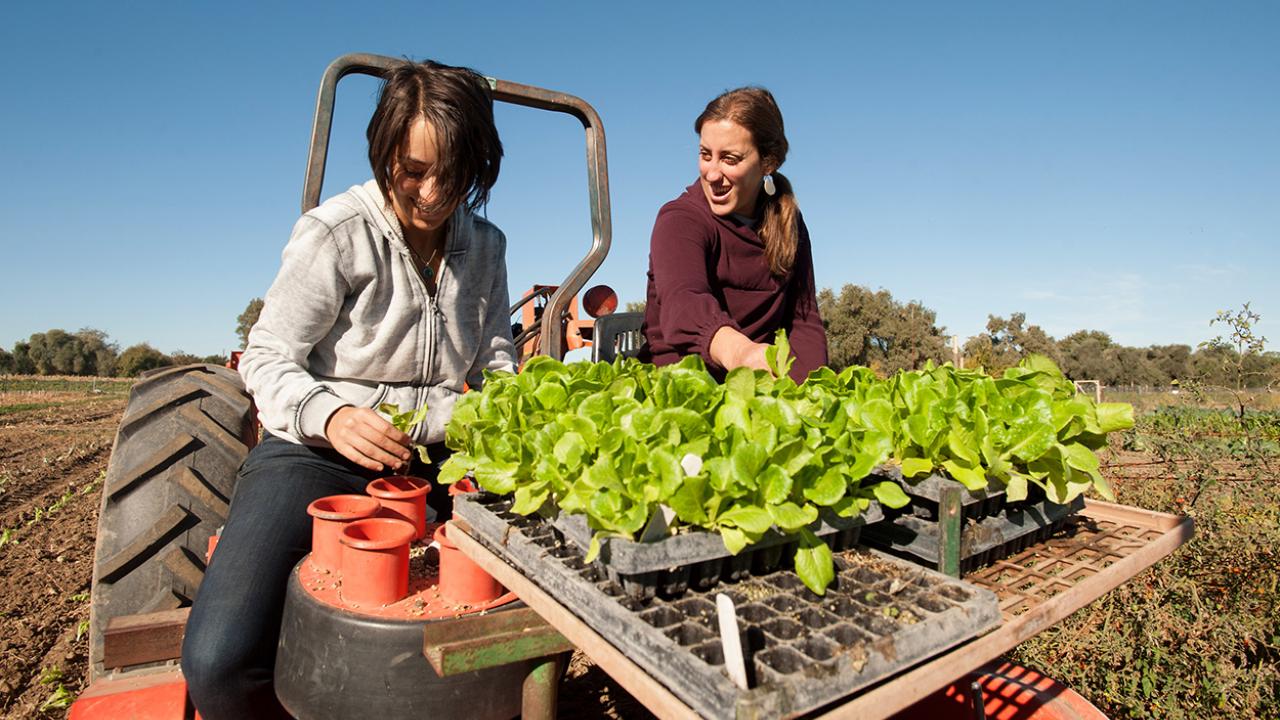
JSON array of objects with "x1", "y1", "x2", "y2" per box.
[
  {"x1": 89, "y1": 364, "x2": 254, "y2": 680},
  {"x1": 96, "y1": 504, "x2": 195, "y2": 583}
]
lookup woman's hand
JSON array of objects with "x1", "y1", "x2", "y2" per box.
[
  {"x1": 325, "y1": 406, "x2": 413, "y2": 472},
  {"x1": 710, "y1": 326, "x2": 771, "y2": 374}
]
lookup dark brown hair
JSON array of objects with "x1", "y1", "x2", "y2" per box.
[
  {"x1": 367, "y1": 59, "x2": 503, "y2": 215},
  {"x1": 695, "y1": 87, "x2": 798, "y2": 277}
]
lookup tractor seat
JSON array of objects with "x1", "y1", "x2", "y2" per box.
[{"x1": 591, "y1": 312, "x2": 644, "y2": 362}]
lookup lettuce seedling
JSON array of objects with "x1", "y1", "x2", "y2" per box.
[{"x1": 378, "y1": 402, "x2": 432, "y2": 464}]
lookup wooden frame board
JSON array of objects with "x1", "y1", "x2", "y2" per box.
[{"x1": 452, "y1": 500, "x2": 1192, "y2": 719}]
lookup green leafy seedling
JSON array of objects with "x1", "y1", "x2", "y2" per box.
[
  {"x1": 378, "y1": 402, "x2": 432, "y2": 464},
  {"x1": 41, "y1": 684, "x2": 74, "y2": 712},
  {"x1": 764, "y1": 328, "x2": 795, "y2": 380}
]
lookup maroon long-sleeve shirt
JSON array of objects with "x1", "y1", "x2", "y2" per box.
[{"x1": 639, "y1": 182, "x2": 828, "y2": 383}]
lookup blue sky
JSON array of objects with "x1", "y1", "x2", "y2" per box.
[{"x1": 2, "y1": 2, "x2": 1276, "y2": 358}]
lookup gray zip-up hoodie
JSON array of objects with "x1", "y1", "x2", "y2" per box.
[{"x1": 241, "y1": 180, "x2": 516, "y2": 447}]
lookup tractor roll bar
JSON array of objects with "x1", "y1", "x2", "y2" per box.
[{"x1": 302, "y1": 53, "x2": 612, "y2": 359}]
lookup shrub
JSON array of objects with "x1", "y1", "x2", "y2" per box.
[{"x1": 1011, "y1": 411, "x2": 1279, "y2": 718}]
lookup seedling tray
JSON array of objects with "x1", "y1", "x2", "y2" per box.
[
  {"x1": 874, "y1": 466, "x2": 1014, "y2": 519},
  {"x1": 865, "y1": 469, "x2": 1085, "y2": 574},
  {"x1": 551, "y1": 503, "x2": 884, "y2": 600},
  {"x1": 864, "y1": 495, "x2": 1085, "y2": 573},
  {"x1": 453, "y1": 492, "x2": 1001, "y2": 720}
]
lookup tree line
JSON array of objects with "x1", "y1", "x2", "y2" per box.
[
  {"x1": 816, "y1": 285, "x2": 1278, "y2": 388},
  {"x1": 0, "y1": 329, "x2": 227, "y2": 378},
  {"x1": 4, "y1": 292, "x2": 1275, "y2": 388}
]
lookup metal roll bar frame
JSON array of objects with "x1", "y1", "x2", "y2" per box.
[{"x1": 302, "y1": 53, "x2": 612, "y2": 360}]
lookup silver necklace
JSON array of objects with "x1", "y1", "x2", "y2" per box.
[{"x1": 405, "y1": 240, "x2": 442, "y2": 281}]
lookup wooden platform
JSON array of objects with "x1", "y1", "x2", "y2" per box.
[{"x1": 450, "y1": 499, "x2": 1192, "y2": 719}]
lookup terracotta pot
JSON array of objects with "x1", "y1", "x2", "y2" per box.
[
  {"x1": 447, "y1": 476, "x2": 478, "y2": 496},
  {"x1": 434, "y1": 523, "x2": 505, "y2": 605},
  {"x1": 366, "y1": 475, "x2": 432, "y2": 540},
  {"x1": 206, "y1": 533, "x2": 220, "y2": 564},
  {"x1": 306, "y1": 495, "x2": 382, "y2": 574},
  {"x1": 338, "y1": 518, "x2": 416, "y2": 607}
]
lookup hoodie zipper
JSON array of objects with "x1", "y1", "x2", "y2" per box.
[{"x1": 417, "y1": 216, "x2": 455, "y2": 443}]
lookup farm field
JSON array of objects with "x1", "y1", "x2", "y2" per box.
[
  {"x1": 0, "y1": 378, "x2": 649, "y2": 719},
  {"x1": 0, "y1": 378, "x2": 1275, "y2": 718}
]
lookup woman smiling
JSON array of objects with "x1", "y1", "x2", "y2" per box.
[
  {"x1": 181, "y1": 59, "x2": 514, "y2": 720},
  {"x1": 639, "y1": 87, "x2": 828, "y2": 383}
]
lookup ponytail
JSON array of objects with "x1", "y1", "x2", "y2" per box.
[{"x1": 759, "y1": 172, "x2": 799, "y2": 277}]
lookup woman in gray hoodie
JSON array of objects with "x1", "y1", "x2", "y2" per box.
[{"x1": 182, "y1": 60, "x2": 516, "y2": 719}]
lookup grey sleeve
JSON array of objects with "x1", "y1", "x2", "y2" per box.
[
  {"x1": 238, "y1": 215, "x2": 351, "y2": 444},
  {"x1": 466, "y1": 230, "x2": 517, "y2": 390}
]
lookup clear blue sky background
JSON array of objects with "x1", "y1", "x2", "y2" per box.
[{"x1": 2, "y1": 2, "x2": 1276, "y2": 358}]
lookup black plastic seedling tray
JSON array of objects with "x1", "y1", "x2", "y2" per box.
[
  {"x1": 864, "y1": 495, "x2": 1085, "y2": 573},
  {"x1": 552, "y1": 503, "x2": 884, "y2": 600},
  {"x1": 454, "y1": 493, "x2": 1001, "y2": 720},
  {"x1": 864, "y1": 468, "x2": 1085, "y2": 573},
  {"x1": 874, "y1": 465, "x2": 1058, "y2": 518}
]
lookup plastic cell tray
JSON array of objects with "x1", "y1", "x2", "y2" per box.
[
  {"x1": 875, "y1": 466, "x2": 1014, "y2": 519},
  {"x1": 453, "y1": 493, "x2": 1001, "y2": 720},
  {"x1": 864, "y1": 468, "x2": 1086, "y2": 572},
  {"x1": 551, "y1": 503, "x2": 884, "y2": 601},
  {"x1": 864, "y1": 495, "x2": 1085, "y2": 573}
]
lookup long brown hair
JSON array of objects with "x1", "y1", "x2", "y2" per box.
[
  {"x1": 367, "y1": 60, "x2": 503, "y2": 215},
  {"x1": 695, "y1": 87, "x2": 798, "y2": 277}
]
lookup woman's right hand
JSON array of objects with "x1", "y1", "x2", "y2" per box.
[
  {"x1": 710, "y1": 326, "x2": 771, "y2": 374},
  {"x1": 324, "y1": 406, "x2": 413, "y2": 472}
]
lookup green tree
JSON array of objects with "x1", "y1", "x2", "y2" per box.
[
  {"x1": 1056, "y1": 330, "x2": 1115, "y2": 382},
  {"x1": 75, "y1": 328, "x2": 119, "y2": 376},
  {"x1": 0, "y1": 348, "x2": 13, "y2": 374},
  {"x1": 1197, "y1": 302, "x2": 1272, "y2": 419},
  {"x1": 963, "y1": 313, "x2": 1058, "y2": 374},
  {"x1": 1110, "y1": 346, "x2": 1165, "y2": 386},
  {"x1": 10, "y1": 341, "x2": 35, "y2": 374},
  {"x1": 1148, "y1": 343, "x2": 1193, "y2": 385},
  {"x1": 818, "y1": 284, "x2": 947, "y2": 374},
  {"x1": 165, "y1": 351, "x2": 228, "y2": 367},
  {"x1": 236, "y1": 298, "x2": 264, "y2": 349},
  {"x1": 169, "y1": 351, "x2": 204, "y2": 366},
  {"x1": 24, "y1": 329, "x2": 101, "y2": 375},
  {"x1": 623, "y1": 301, "x2": 646, "y2": 314},
  {"x1": 1190, "y1": 344, "x2": 1235, "y2": 387},
  {"x1": 117, "y1": 343, "x2": 171, "y2": 377}
]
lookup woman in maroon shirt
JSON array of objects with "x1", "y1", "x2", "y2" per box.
[{"x1": 640, "y1": 87, "x2": 828, "y2": 383}]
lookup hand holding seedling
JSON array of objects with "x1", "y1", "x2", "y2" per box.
[
  {"x1": 325, "y1": 406, "x2": 414, "y2": 472},
  {"x1": 378, "y1": 403, "x2": 433, "y2": 465}
]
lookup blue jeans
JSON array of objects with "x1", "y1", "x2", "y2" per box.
[{"x1": 181, "y1": 434, "x2": 449, "y2": 720}]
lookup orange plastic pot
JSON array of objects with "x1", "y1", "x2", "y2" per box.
[
  {"x1": 366, "y1": 475, "x2": 432, "y2": 540},
  {"x1": 338, "y1": 518, "x2": 416, "y2": 607},
  {"x1": 434, "y1": 522, "x2": 505, "y2": 605},
  {"x1": 447, "y1": 476, "x2": 478, "y2": 496},
  {"x1": 306, "y1": 494, "x2": 382, "y2": 574}
]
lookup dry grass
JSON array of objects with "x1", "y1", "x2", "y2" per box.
[{"x1": 1011, "y1": 410, "x2": 1279, "y2": 719}]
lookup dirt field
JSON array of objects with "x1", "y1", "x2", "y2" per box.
[
  {"x1": 0, "y1": 387, "x2": 650, "y2": 719},
  {"x1": 0, "y1": 392, "x2": 121, "y2": 718},
  {"x1": 3, "y1": 382, "x2": 1266, "y2": 718}
]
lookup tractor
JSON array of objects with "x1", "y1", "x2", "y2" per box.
[
  {"x1": 71, "y1": 52, "x2": 639, "y2": 719},
  {"x1": 70, "y1": 53, "x2": 1129, "y2": 720}
]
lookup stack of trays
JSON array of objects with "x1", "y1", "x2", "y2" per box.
[
  {"x1": 552, "y1": 503, "x2": 884, "y2": 600},
  {"x1": 863, "y1": 468, "x2": 1084, "y2": 573},
  {"x1": 454, "y1": 493, "x2": 1000, "y2": 719}
]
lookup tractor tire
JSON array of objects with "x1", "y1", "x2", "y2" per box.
[{"x1": 88, "y1": 364, "x2": 256, "y2": 680}]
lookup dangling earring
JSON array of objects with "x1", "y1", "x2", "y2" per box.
[{"x1": 763, "y1": 174, "x2": 776, "y2": 197}]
